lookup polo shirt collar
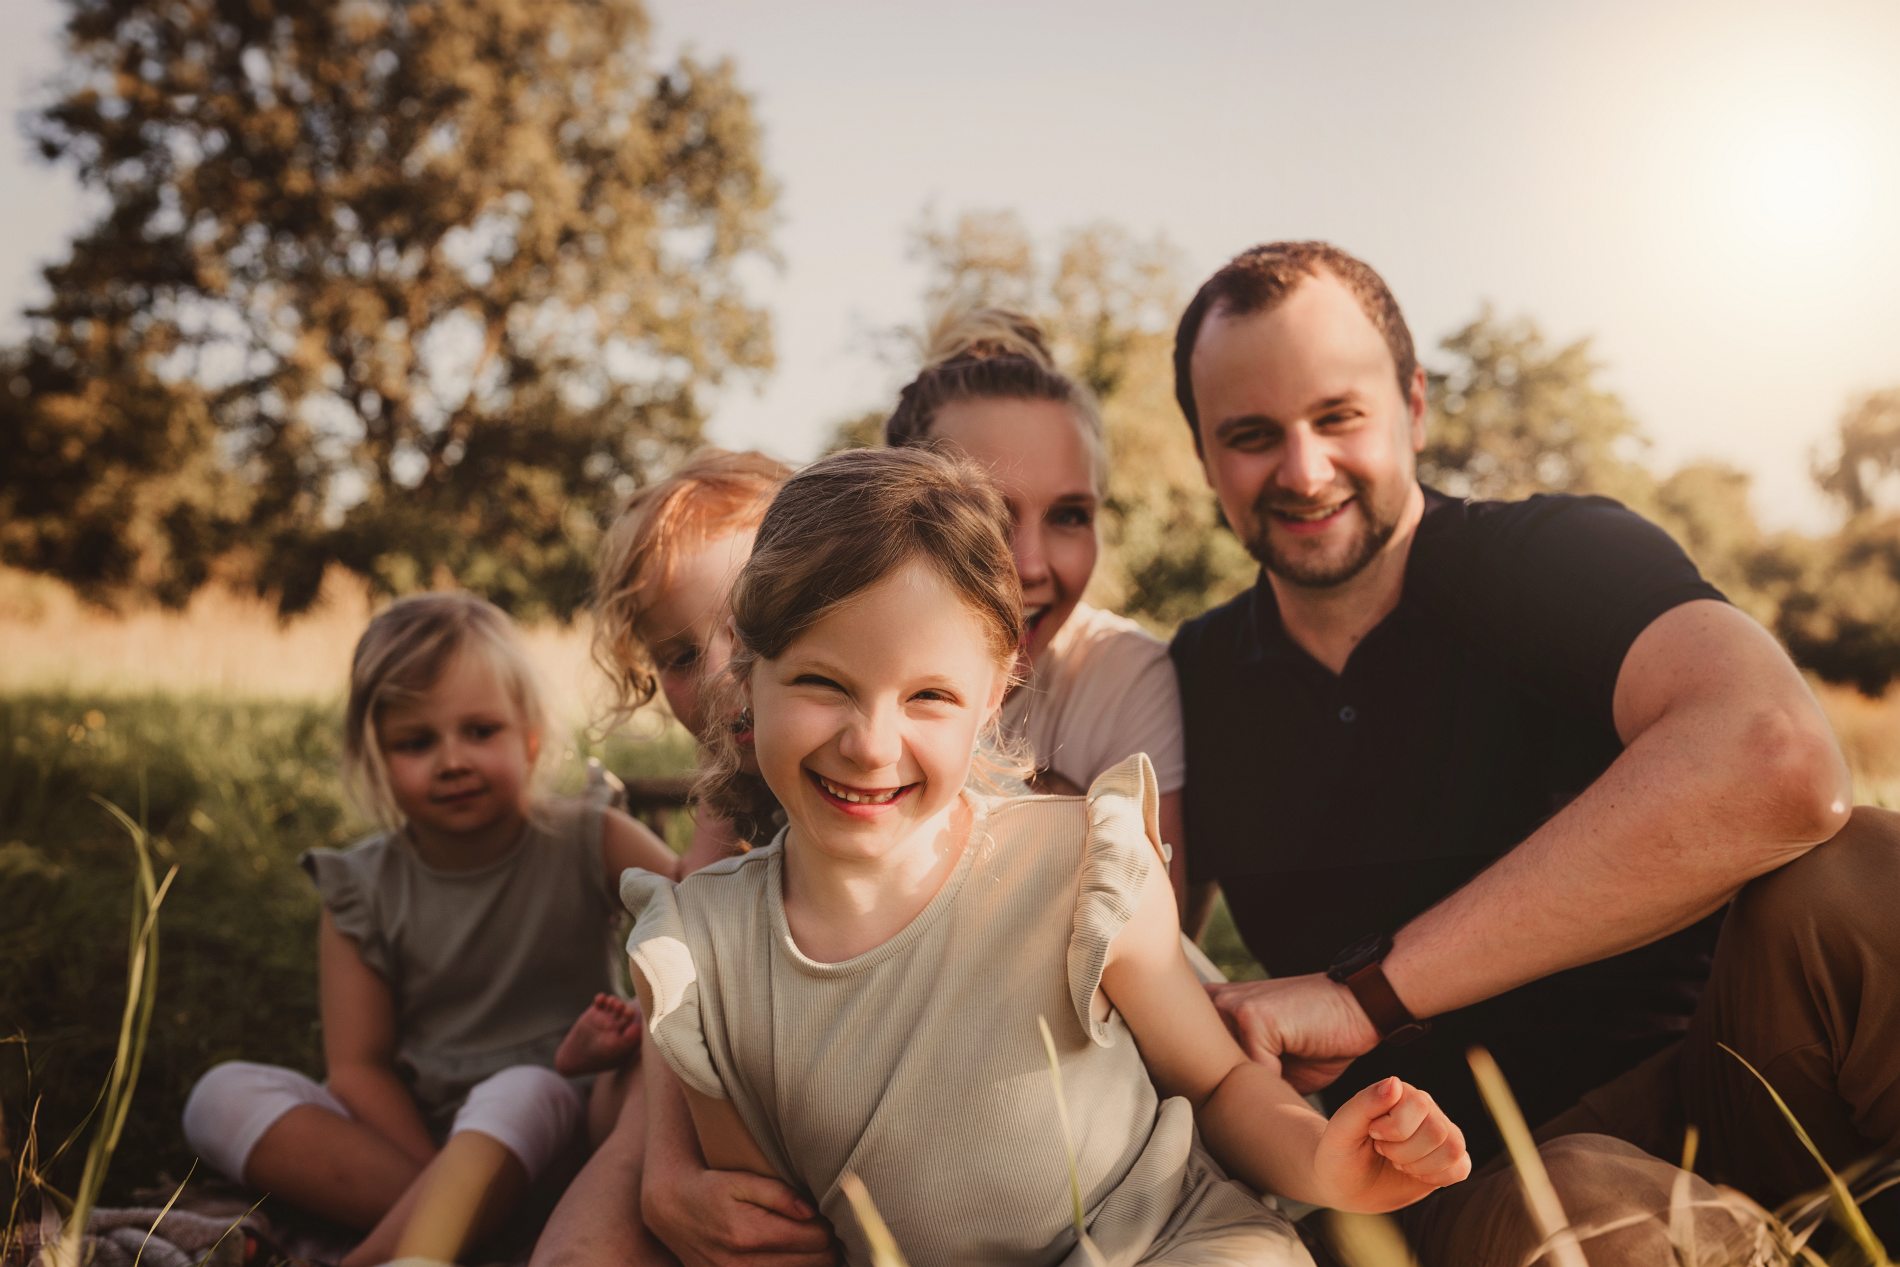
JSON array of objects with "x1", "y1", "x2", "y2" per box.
[{"x1": 1236, "y1": 485, "x2": 1457, "y2": 669}]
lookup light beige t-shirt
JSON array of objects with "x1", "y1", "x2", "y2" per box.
[
  {"x1": 1002, "y1": 603, "x2": 1186, "y2": 795},
  {"x1": 624, "y1": 757, "x2": 1304, "y2": 1267}
]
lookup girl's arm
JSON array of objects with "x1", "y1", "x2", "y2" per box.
[
  {"x1": 1101, "y1": 848, "x2": 1469, "y2": 1212},
  {"x1": 626, "y1": 958, "x2": 777, "y2": 1182},
  {"x1": 601, "y1": 805, "x2": 684, "y2": 886},
  {"x1": 317, "y1": 910, "x2": 437, "y2": 1164}
]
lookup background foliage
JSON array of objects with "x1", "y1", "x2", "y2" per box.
[{"x1": 1, "y1": 0, "x2": 776, "y2": 619}]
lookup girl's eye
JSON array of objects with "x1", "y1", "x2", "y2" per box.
[
  {"x1": 389, "y1": 735, "x2": 432, "y2": 754},
  {"x1": 792, "y1": 674, "x2": 842, "y2": 691},
  {"x1": 466, "y1": 722, "x2": 503, "y2": 741},
  {"x1": 659, "y1": 645, "x2": 700, "y2": 672},
  {"x1": 1049, "y1": 505, "x2": 1094, "y2": 529},
  {"x1": 911, "y1": 688, "x2": 957, "y2": 705}
]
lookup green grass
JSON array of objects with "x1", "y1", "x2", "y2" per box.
[{"x1": 0, "y1": 690, "x2": 696, "y2": 1207}]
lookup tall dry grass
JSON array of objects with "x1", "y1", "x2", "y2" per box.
[{"x1": 0, "y1": 567, "x2": 617, "y2": 732}]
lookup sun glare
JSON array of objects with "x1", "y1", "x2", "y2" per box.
[{"x1": 1718, "y1": 105, "x2": 1868, "y2": 243}]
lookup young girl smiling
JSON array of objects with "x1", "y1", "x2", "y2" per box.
[{"x1": 622, "y1": 448, "x2": 1470, "y2": 1266}]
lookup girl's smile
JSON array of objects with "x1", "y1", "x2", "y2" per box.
[{"x1": 751, "y1": 559, "x2": 1008, "y2": 874}]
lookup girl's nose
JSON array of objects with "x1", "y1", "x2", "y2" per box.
[
  {"x1": 703, "y1": 627, "x2": 734, "y2": 681},
  {"x1": 838, "y1": 702, "x2": 903, "y2": 772},
  {"x1": 437, "y1": 736, "x2": 472, "y2": 774}
]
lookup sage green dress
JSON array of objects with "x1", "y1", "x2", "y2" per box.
[{"x1": 624, "y1": 755, "x2": 1309, "y2": 1267}]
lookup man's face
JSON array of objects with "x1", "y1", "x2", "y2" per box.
[{"x1": 1189, "y1": 273, "x2": 1426, "y2": 589}]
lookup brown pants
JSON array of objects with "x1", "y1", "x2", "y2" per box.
[{"x1": 1401, "y1": 805, "x2": 1900, "y2": 1266}]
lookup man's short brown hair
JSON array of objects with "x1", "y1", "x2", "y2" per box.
[{"x1": 1172, "y1": 241, "x2": 1418, "y2": 444}]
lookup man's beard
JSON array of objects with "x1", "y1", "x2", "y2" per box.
[{"x1": 1241, "y1": 478, "x2": 1398, "y2": 589}]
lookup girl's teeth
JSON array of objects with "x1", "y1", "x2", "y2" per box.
[{"x1": 818, "y1": 775, "x2": 901, "y2": 805}]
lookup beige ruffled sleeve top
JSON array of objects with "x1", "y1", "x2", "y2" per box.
[{"x1": 623, "y1": 757, "x2": 1305, "y2": 1267}]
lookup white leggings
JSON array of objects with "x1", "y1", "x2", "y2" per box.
[{"x1": 181, "y1": 1061, "x2": 582, "y2": 1184}]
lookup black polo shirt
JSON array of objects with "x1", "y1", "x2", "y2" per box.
[{"x1": 1170, "y1": 490, "x2": 1728, "y2": 1160}]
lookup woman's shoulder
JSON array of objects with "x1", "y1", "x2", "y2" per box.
[{"x1": 1051, "y1": 603, "x2": 1167, "y2": 666}]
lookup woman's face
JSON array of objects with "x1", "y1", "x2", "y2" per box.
[
  {"x1": 639, "y1": 527, "x2": 756, "y2": 745},
  {"x1": 927, "y1": 397, "x2": 1099, "y2": 675}
]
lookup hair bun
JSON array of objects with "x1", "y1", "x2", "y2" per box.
[{"x1": 922, "y1": 306, "x2": 1054, "y2": 372}]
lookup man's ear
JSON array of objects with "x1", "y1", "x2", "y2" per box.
[{"x1": 1406, "y1": 365, "x2": 1429, "y2": 453}]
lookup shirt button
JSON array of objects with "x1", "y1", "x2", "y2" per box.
[{"x1": 1339, "y1": 705, "x2": 1358, "y2": 723}]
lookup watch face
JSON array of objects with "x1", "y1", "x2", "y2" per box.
[{"x1": 1328, "y1": 932, "x2": 1393, "y2": 980}]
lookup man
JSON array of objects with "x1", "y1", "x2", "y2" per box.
[{"x1": 1168, "y1": 240, "x2": 1900, "y2": 1263}]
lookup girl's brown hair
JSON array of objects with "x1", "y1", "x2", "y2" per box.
[
  {"x1": 591, "y1": 448, "x2": 792, "y2": 733},
  {"x1": 343, "y1": 591, "x2": 553, "y2": 828},
  {"x1": 883, "y1": 306, "x2": 1107, "y2": 492},
  {"x1": 697, "y1": 446, "x2": 1031, "y2": 824}
]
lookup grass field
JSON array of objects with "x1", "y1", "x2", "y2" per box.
[{"x1": 2, "y1": 567, "x2": 1895, "y2": 1217}]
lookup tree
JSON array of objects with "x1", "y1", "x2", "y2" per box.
[
  {"x1": 1813, "y1": 388, "x2": 1900, "y2": 518},
  {"x1": 867, "y1": 208, "x2": 1255, "y2": 631},
  {"x1": 1423, "y1": 310, "x2": 1656, "y2": 509},
  {"x1": 0, "y1": 0, "x2": 775, "y2": 616},
  {"x1": 1767, "y1": 388, "x2": 1900, "y2": 696}
]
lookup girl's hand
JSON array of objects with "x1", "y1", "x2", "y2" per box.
[{"x1": 1312, "y1": 1077, "x2": 1471, "y2": 1213}]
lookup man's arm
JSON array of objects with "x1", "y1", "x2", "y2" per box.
[{"x1": 1214, "y1": 600, "x2": 1851, "y2": 1082}]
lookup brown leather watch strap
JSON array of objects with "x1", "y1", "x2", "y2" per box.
[{"x1": 1339, "y1": 960, "x2": 1429, "y2": 1046}]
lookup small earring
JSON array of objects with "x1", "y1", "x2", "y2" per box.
[{"x1": 735, "y1": 706, "x2": 753, "y2": 732}]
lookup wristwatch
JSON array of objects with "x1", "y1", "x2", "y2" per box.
[{"x1": 1326, "y1": 933, "x2": 1430, "y2": 1046}]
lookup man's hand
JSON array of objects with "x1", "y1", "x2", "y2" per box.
[
  {"x1": 1311, "y1": 1077, "x2": 1470, "y2": 1212},
  {"x1": 642, "y1": 1162, "x2": 838, "y2": 1267},
  {"x1": 1205, "y1": 972, "x2": 1380, "y2": 1093}
]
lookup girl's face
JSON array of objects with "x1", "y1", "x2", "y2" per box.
[
  {"x1": 376, "y1": 650, "x2": 538, "y2": 865},
  {"x1": 928, "y1": 397, "x2": 1099, "y2": 674},
  {"x1": 640, "y1": 528, "x2": 757, "y2": 744},
  {"x1": 751, "y1": 559, "x2": 1008, "y2": 868}
]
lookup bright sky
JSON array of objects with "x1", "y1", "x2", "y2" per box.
[{"x1": 5, "y1": 0, "x2": 1897, "y2": 531}]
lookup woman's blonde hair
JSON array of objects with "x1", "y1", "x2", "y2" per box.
[
  {"x1": 697, "y1": 446, "x2": 1032, "y2": 826},
  {"x1": 343, "y1": 591, "x2": 554, "y2": 828},
  {"x1": 884, "y1": 306, "x2": 1107, "y2": 492},
  {"x1": 591, "y1": 448, "x2": 792, "y2": 734}
]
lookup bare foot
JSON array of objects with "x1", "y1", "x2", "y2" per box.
[{"x1": 554, "y1": 993, "x2": 644, "y2": 1076}]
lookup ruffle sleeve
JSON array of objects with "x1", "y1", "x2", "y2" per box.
[
  {"x1": 1066, "y1": 753, "x2": 1166, "y2": 1045},
  {"x1": 300, "y1": 846, "x2": 393, "y2": 981},
  {"x1": 621, "y1": 867, "x2": 726, "y2": 1100}
]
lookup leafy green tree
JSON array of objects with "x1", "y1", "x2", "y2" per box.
[{"x1": 1, "y1": 0, "x2": 775, "y2": 616}]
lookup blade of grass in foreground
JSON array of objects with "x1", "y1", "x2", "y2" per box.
[
  {"x1": 1719, "y1": 1042, "x2": 1892, "y2": 1267},
  {"x1": 1467, "y1": 1047, "x2": 1590, "y2": 1267},
  {"x1": 47, "y1": 796, "x2": 176, "y2": 1267},
  {"x1": 1038, "y1": 1015, "x2": 1107, "y2": 1267},
  {"x1": 1325, "y1": 1209, "x2": 1419, "y2": 1266},
  {"x1": 839, "y1": 1173, "x2": 910, "y2": 1267}
]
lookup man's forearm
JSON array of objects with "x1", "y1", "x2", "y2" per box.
[{"x1": 1383, "y1": 697, "x2": 1849, "y2": 1021}]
